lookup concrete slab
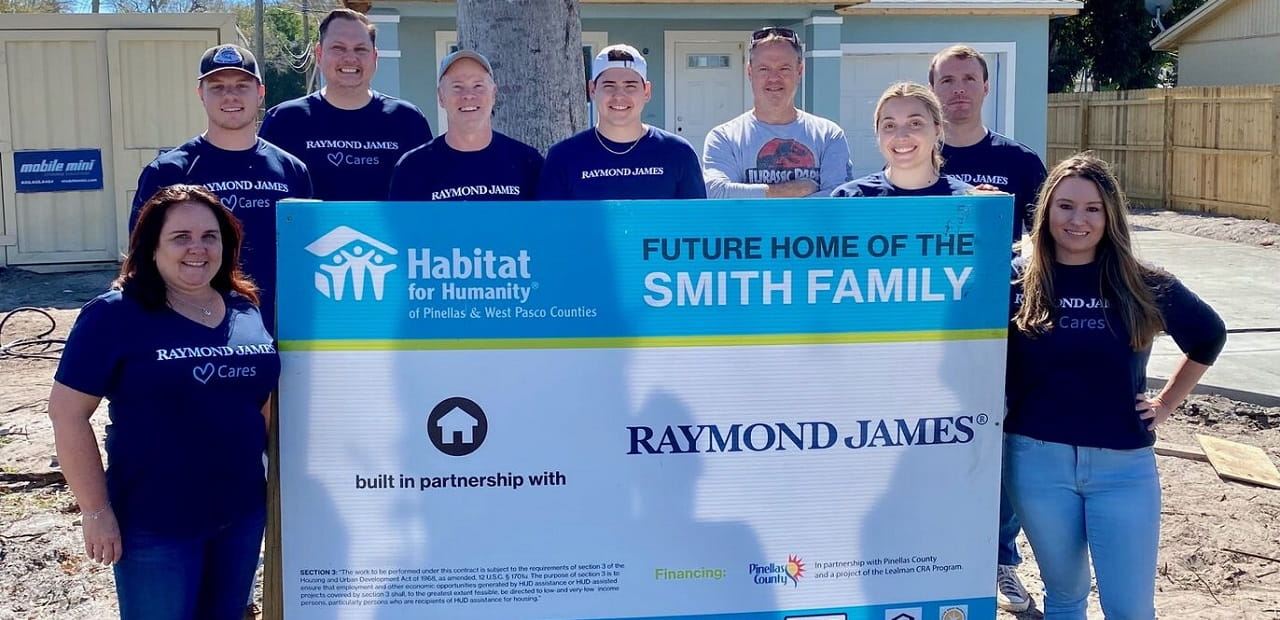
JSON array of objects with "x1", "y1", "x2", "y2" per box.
[{"x1": 1133, "y1": 230, "x2": 1280, "y2": 403}]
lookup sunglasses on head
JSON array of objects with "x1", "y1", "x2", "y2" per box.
[{"x1": 751, "y1": 27, "x2": 799, "y2": 42}]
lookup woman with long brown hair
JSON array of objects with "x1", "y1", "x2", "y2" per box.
[
  {"x1": 48, "y1": 184, "x2": 279, "y2": 619},
  {"x1": 1005, "y1": 154, "x2": 1226, "y2": 618}
]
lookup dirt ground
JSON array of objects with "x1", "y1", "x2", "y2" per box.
[{"x1": 2, "y1": 210, "x2": 1278, "y2": 619}]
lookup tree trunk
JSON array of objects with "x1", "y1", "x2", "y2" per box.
[{"x1": 457, "y1": 0, "x2": 588, "y2": 153}]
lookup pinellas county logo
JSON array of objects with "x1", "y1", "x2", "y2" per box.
[
  {"x1": 749, "y1": 555, "x2": 804, "y2": 587},
  {"x1": 305, "y1": 226, "x2": 399, "y2": 301}
]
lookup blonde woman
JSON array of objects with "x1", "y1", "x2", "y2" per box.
[
  {"x1": 1005, "y1": 154, "x2": 1226, "y2": 618},
  {"x1": 831, "y1": 81, "x2": 971, "y2": 197}
]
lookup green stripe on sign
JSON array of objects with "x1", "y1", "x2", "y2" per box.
[{"x1": 278, "y1": 329, "x2": 1007, "y2": 352}]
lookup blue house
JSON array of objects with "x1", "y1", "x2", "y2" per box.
[{"x1": 358, "y1": 0, "x2": 1080, "y2": 176}]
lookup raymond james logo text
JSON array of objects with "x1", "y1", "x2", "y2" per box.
[
  {"x1": 581, "y1": 167, "x2": 664, "y2": 179},
  {"x1": 431, "y1": 185, "x2": 522, "y2": 201},
  {"x1": 156, "y1": 343, "x2": 276, "y2": 361},
  {"x1": 627, "y1": 416, "x2": 985, "y2": 454},
  {"x1": 203, "y1": 179, "x2": 291, "y2": 193},
  {"x1": 947, "y1": 172, "x2": 1009, "y2": 186},
  {"x1": 305, "y1": 139, "x2": 399, "y2": 150}
]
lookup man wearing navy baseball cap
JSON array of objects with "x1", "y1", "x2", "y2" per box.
[
  {"x1": 389, "y1": 49, "x2": 542, "y2": 201},
  {"x1": 538, "y1": 44, "x2": 705, "y2": 200},
  {"x1": 129, "y1": 43, "x2": 312, "y2": 331}
]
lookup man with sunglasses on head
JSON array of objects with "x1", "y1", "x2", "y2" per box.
[
  {"x1": 259, "y1": 8, "x2": 431, "y2": 201},
  {"x1": 129, "y1": 44, "x2": 312, "y2": 332},
  {"x1": 702, "y1": 27, "x2": 851, "y2": 199},
  {"x1": 538, "y1": 44, "x2": 705, "y2": 200},
  {"x1": 389, "y1": 50, "x2": 542, "y2": 201}
]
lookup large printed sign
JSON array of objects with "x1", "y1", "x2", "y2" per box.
[
  {"x1": 13, "y1": 149, "x2": 104, "y2": 193},
  {"x1": 276, "y1": 196, "x2": 1013, "y2": 620}
]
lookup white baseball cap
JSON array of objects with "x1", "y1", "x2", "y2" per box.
[{"x1": 591, "y1": 44, "x2": 647, "y2": 82}]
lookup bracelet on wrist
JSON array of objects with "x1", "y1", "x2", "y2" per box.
[{"x1": 83, "y1": 502, "x2": 111, "y2": 520}]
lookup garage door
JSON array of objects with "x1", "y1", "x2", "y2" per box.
[{"x1": 840, "y1": 51, "x2": 1002, "y2": 179}]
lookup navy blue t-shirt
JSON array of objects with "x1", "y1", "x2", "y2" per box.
[
  {"x1": 388, "y1": 131, "x2": 543, "y2": 201},
  {"x1": 129, "y1": 135, "x2": 312, "y2": 330},
  {"x1": 1006, "y1": 259, "x2": 1226, "y2": 449},
  {"x1": 941, "y1": 131, "x2": 1047, "y2": 240},
  {"x1": 537, "y1": 126, "x2": 706, "y2": 200},
  {"x1": 830, "y1": 171, "x2": 974, "y2": 197},
  {"x1": 259, "y1": 91, "x2": 432, "y2": 201},
  {"x1": 54, "y1": 289, "x2": 281, "y2": 535}
]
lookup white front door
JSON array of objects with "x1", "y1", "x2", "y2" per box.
[
  {"x1": 840, "y1": 52, "x2": 1002, "y2": 178},
  {"x1": 672, "y1": 41, "x2": 745, "y2": 157}
]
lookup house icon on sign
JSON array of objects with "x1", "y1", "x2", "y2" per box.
[
  {"x1": 426, "y1": 396, "x2": 489, "y2": 457},
  {"x1": 437, "y1": 406, "x2": 480, "y2": 445}
]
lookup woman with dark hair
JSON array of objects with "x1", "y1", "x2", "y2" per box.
[
  {"x1": 48, "y1": 184, "x2": 279, "y2": 619},
  {"x1": 1005, "y1": 154, "x2": 1226, "y2": 618}
]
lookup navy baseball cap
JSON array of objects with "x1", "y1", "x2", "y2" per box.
[{"x1": 198, "y1": 44, "x2": 261, "y2": 81}]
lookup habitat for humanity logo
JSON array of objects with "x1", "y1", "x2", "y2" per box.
[
  {"x1": 305, "y1": 226, "x2": 398, "y2": 301},
  {"x1": 749, "y1": 555, "x2": 804, "y2": 587}
]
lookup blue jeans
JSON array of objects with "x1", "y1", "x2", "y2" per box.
[
  {"x1": 114, "y1": 507, "x2": 266, "y2": 620},
  {"x1": 1004, "y1": 434, "x2": 1160, "y2": 620}
]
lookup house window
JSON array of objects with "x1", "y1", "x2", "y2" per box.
[{"x1": 687, "y1": 54, "x2": 731, "y2": 69}]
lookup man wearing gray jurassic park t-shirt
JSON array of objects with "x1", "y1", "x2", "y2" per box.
[{"x1": 702, "y1": 26, "x2": 852, "y2": 198}]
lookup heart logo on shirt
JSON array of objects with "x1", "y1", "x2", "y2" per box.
[
  {"x1": 193, "y1": 362, "x2": 215, "y2": 384},
  {"x1": 327, "y1": 152, "x2": 345, "y2": 167}
]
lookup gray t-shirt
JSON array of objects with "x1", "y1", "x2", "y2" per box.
[{"x1": 702, "y1": 110, "x2": 852, "y2": 198}]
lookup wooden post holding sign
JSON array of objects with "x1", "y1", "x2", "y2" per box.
[{"x1": 268, "y1": 195, "x2": 1013, "y2": 619}]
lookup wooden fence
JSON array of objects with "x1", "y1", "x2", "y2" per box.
[{"x1": 1048, "y1": 85, "x2": 1280, "y2": 223}]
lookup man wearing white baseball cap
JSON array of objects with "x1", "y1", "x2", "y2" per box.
[
  {"x1": 389, "y1": 50, "x2": 542, "y2": 201},
  {"x1": 538, "y1": 44, "x2": 705, "y2": 200}
]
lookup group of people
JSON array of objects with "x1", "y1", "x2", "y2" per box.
[{"x1": 45, "y1": 7, "x2": 1226, "y2": 620}]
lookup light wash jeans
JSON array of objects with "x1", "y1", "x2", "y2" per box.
[
  {"x1": 1004, "y1": 433, "x2": 1160, "y2": 620},
  {"x1": 998, "y1": 468, "x2": 1023, "y2": 566}
]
